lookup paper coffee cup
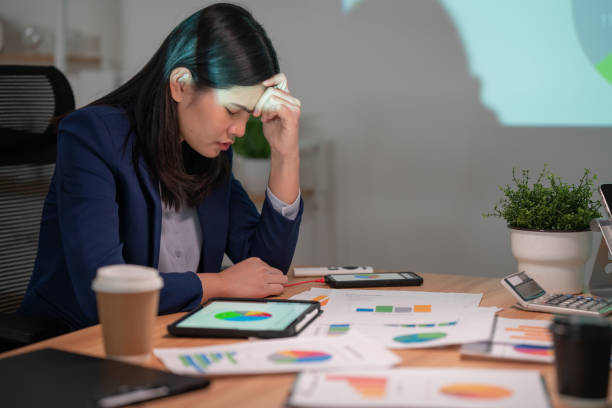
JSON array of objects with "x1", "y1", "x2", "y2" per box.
[{"x1": 92, "y1": 265, "x2": 163, "y2": 363}]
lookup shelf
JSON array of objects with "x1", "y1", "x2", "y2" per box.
[{"x1": 0, "y1": 53, "x2": 101, "y2": 68}]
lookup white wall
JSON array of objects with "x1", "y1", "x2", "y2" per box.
[{"x1": 4, "y1": 0, "x2": 611, "y2": 280}]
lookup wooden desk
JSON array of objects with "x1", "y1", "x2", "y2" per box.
[{"x1": 1, "y1": 271, "x2": 610, "y2": 407}]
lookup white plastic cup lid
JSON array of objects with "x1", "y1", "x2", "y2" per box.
[{"x1": 92, "y1": 264, "x2": 164, "y2": 294}]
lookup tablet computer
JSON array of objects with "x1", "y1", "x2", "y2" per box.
[{"x1": 167, "y1": 297, "x2": 322, "y2": 338}]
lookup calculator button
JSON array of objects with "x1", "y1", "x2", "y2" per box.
[
  {"x1": 597, "y1": 302, "x2": 612, "y2": 310},
  {"x1": 580, "y1": 302, "x2": 597, "y2": 310},
  {"x1": 598, "y1": 304, "x2": 612, "y2": 314}
]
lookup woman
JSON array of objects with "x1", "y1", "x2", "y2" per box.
[{"x1": 20, "y1": 3, "x2": 303, "y2": 330}]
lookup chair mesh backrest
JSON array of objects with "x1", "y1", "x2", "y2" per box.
[
  {"x1": 0, "y1": 66, "x2": 74, "y2": 313},
  {"x1": 0, "y1": 75, "x2": 55, "y2": 134},
  {"x1": 0, "y1": 164, "x2": 55, "y2": 313}
]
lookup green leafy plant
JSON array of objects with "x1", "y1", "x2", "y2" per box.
[
  {"x1": 484, "y1": 165, "x2": 601, "y2": 231},
  {"x1": 232, "y1": 116, "x2": 270, "y2": 159}
]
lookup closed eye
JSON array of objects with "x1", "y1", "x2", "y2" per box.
[{"x1": 225, "y1": 107, "x2": 240, "y2": 115}]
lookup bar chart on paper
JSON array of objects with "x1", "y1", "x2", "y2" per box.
[
  {"x1": 492, "y1": 317, "x2": 552, "y2": 346},
  {"x1": 177, "y1": 351, "x2": 238, "y2": 373},
  {"x1": 355, "y1": 304, "x2": 432, "y2": 313},
  {"x1": 326, "y1": 375, "x2": 388, "y2": 399}
]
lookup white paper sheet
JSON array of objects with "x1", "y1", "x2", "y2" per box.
[
  {"x1": 299, "y1": 308, "x2": 497, "y2": 349},
  {"x1": 491, "y1": 317, "x2": 552, "y2": 346},
  {"x1": 292, "y1": 288, "x2": 483, "y2": 318},
  {"x1": 154, "y1": 331, "x2": 400, "y2": 375},
  {"x1": 461, "y1": 341, "x2": 554, "y2": 363},
  {"x1": 288, "y1": 368, "x2": 550, "y2": 408}
]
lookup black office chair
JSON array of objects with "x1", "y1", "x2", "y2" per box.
[{"x1": 0, "y1": 65, "x2": 75, "y2": 352}]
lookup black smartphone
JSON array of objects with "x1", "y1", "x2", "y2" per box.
[
  {"x1": 600, "y1": 184, "x2": 612, "y2": 218},
  {"x1": 324, "y1": 272, "x2": 423, "y2": 288}
]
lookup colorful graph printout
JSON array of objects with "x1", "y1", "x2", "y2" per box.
[
  {"x1": 289, "y1": 368, "x2": 549, "y2": 407},
  {"x1": 328, "y1": 324, "x2": 350, "y2": 335},
  {"x1": 492, "y1": 318, "x2": 552, "y2": 346},
  {"x1": 386, "y1": 321, "x2": 457, "y2": 328},
  {"x1": 394, "y1": 332, "x2": 447, "y2": 343},
  {"x1": 513, "y1": 344, "x2": 553, "y2": 357},
  {"x1": 460, "y1": 341, "x2": 554, "y2": 364},
  {"x1": 440, "y1": 383, "x2": 513, "y2": 399},
  {"x1": 355, "y1": 305, "x2": 431, "y2": 313},
  {"x1": 269, "y1": 350, "x2": 332, "y2": 364},
  {"x1": 299, "y1": 308, "x2": 496, "y2": 349},
  {"x1": 155, "y1": 332, "x2": 400, "y2": 375},
  {"x1": 504, "y1": 325, "x2": 551, "y2": 342},
  {"x1": 214, "y1": 311, "x2": 271, "y2": 321},
  {"x1": 291, "y1": 288, "x2": 483, "y2": 319},
  {"x1": 178, "y1": 351, "x2": 237, "y2": 373},
  {"x1": 327, "y1": 375, "x2": 387, "y2": 399}
]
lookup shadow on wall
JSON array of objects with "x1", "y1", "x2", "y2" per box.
[{"x1": 289, "y1": 0, "x2": 612, "y2": 276}]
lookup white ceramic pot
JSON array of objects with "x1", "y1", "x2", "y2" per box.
[
  {"x1": 510, "y1": 227, "x2": 592, "y2": 294},
  {"x1": 232, "y1": 155, "x2": 270, "y2": 195}
]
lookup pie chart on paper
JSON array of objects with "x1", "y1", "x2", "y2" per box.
[
  {"x1": 440, "y1": 383, "x2": 513, "y2": 399},
  {"x1": 268, "y1": 350, "x2": 332, "y2": 363}
]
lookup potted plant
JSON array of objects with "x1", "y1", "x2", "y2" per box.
[
  {"x1": 231, "y1": 116, "x2": 271, "y2": 194},
  {"x1": 484, "y1": 166, "x2": 601, "y2": 293}
]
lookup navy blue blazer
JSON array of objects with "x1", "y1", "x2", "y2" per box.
[{"x1": 20, "y1": 106, "x2": 303, "y2": 330}]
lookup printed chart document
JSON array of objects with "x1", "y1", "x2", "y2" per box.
[
  {"x1": 292, "y1": 288, "x2": 490, "y2": 348},
  {"x1": 300, "y1": 308, "x2": 497, "y2": 349},
  {"x1": 287, "y1": 368, "x2": 551, "y2": 408},
  {"x1": 154, "y1": 332, "x2": 400, "y2": 375},
  {"x1": 292, "y1": 289, "x2": 483, "y2": 317},
  {"x1": 461, "y1": 341, "x2": 554, "y2": 364},
  {"x1": 491, "y1": 317, "x2": 552, "y2": 346},
  {"x1": 461, "y1": 317, "x2": 554, "y2": 363}
]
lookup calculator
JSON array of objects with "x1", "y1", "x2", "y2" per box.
[{"x1": 501, "y1": 271, "x2": 612, "y2": 316}]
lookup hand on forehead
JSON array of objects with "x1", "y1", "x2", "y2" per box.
[{"x1": 214, "y1": 84, "x2": 266, "y2": 112}]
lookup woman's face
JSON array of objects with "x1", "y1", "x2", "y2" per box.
[{"x1": 176, "y1": 84, "x2": 265, "y2": 158}]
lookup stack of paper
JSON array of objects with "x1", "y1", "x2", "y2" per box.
[{"x1": 287, "y1": 368, "x2": 550, "y2": 408}]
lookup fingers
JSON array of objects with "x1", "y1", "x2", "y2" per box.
[
  {"x1": 262, "y1": 73, "x2": 288, "y2": 92},
  {"x1": 254, "y1": 87, "x2": 301, "y2": 118},
  {"x1": 262, "y1": 268, "x2": 286, "y2": 296},
  {"x1": 264, "y1": 283, "x2": 285, "y2": 295}
]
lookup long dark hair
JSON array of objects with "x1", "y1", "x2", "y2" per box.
[{"x1": 90, "y1": 3, "x2": 279, "y2": 209}]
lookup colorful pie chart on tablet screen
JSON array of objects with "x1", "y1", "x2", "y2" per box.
[
  {"x1": 440, "y1": 383, "x2": 513, "y2": 399},
  {"x1": 268, "y1": 350, "x2": 332, "y2": 363},
  {"x1": 214, "y1": 311, "x2": 272, "y2": 321}
]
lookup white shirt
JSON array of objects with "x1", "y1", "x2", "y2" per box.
[{"x1": 157, "y1": 187, "x2": 300, "y2": 273}]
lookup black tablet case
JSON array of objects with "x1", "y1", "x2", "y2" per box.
[{"x1": 0, "y1": 348, "x2": 210, "y2": 407}]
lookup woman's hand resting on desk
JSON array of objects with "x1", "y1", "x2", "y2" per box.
[{"x1": 197, "y1": 257, "x2": 288, "y2": 301}]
